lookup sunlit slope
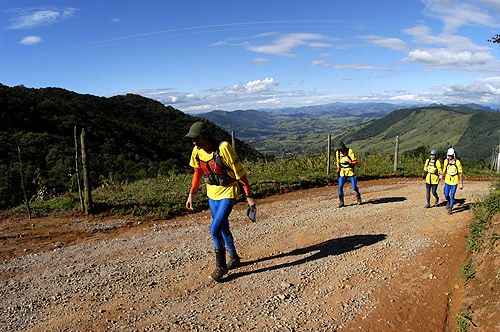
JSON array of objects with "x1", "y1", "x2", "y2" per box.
[{"x1": 338, "y1": 106, "x2": 499, "y2": 160}]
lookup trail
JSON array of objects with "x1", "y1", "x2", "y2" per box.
[{"x1": 0, "y1": 178, "x2": 492, "y2": 331}]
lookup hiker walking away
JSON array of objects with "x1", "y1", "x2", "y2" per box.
[
  {"x1": 422, "y1": 149, "x2": 443, "y2": 208},
  {"x1": 185, "y1": 121, "x2": 256, "y2": 282},
  {"x1": 442, "y1": 148, "x2": 463, "y2": 215},
  {"x1": 336, "y1": 142, "x2": 362, "y2": 207}
]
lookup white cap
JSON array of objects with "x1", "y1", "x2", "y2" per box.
[{"x1": 447, "y1": 148, "x2": 455, "y2": 156}]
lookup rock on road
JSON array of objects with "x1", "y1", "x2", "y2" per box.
[{"x1": 0, "y1": 178, "x2": 492, "y2": 331}]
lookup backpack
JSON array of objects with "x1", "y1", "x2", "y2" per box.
[{"x1": 196, "y1": 142, "x2": 236, "y2": 186}]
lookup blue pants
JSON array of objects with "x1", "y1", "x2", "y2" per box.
[
  {"x1": 338, "y1": 176, "x2": 361, "y2": 197},
  {"x1": 208, "y1": 198, "x2": 236, "y2": 255},
  {"x1": 443, "y1": 184, "x2": 458, "y2": 209}
]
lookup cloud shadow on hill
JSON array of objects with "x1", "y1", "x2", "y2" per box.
[{"x1": 224, "y1": 234, "x2": 386, "y2": 282}]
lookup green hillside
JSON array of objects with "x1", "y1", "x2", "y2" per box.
[
  {"x1": 0, "y1": 84, "x2": 262, "y2": 210},
  {"x1": 337, "y1": 106, "x2": 499, "y2": 160}
]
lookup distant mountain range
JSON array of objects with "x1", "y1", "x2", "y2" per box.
[
  {"x1": 262, "y1": 102, "x2": 406, "y2": 116},
  {"x1": 200, "y1": 103, "x2": 499, "y2": 160}
]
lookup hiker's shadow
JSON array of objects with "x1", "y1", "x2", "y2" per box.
[
  {"x1": 225, "y1": 234, "x2": 386, "y2": 282},
  {"x1": 436, "y1": 198, "x2": 470, "y2": 213},
  {"x1": 452, "y1": 198, "x2": 470, "y2": 213},
  {"x1": 364, "y1": 197, "x2": 407, "y2": 205}
]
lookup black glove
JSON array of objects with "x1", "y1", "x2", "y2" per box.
[{"x1": 422, "y1": 171, "x2": 428, "y2": 180}]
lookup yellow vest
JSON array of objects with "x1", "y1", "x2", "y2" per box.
[
  {"x1": 189, "y1": 142, "x2": 246, "y2": 200},
  {"x1": 336, "y1": 148, "x2": 357, "y2": 177},
  {"x1": 443, "y1": 159, "x2": 462, "y2": 186},
  {"x1": 424, "y1": 158, "x2": 442, "y2": 185}
]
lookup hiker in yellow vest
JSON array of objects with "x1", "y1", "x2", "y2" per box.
[
  {"x1": 185, "y1": 122, "x2": 256, "y2": 282},
  {"x1": 422, "y1": 149, "x2": 443, "y2": 208},
  {"x1": 336, "y1": 142, "x2": 361, "y2": 208},
  {"x1": 442, "y1": 148, "x2": 463, "y2": 215}
]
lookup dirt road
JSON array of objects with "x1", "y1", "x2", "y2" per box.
[{"x1": 0, "y1": 178, "x2": 492, "y2": 331}]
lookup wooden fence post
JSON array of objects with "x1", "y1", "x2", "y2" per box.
[
  {"x1": 393, "y1": 135, "x2": 399, "y2": 173},
  {"x1": 496, "y1": 144, "x2": 500, "y2": 174},
  {"x1": 74, "y1": 126, "x2": 85, "y2": 213},
  {"x1": 491, "y1": 149, "x2": 496, "y2": 171},
  {"x1": 80, "y1": 128, "x2": 92, "y2": 214},
  {"x1": 17, "y1": 146, "x2": 32, "y2": 219},
  {"x1": 326, "y1": 134, "x2": 331, "y2": 175},
  {"x1": 231, "y1": 130, "x2": 236, "y2": 151}
]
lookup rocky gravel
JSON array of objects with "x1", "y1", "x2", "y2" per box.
[{"x1": 0, "y1": 178, "x2": 491, "y2": 331}]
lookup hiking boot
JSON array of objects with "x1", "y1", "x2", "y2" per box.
[
  {"x1": 227, "y1": 254, "x2": 241, "y2": 270},
  {"x1": 447, "y1": 207, "x2": 452, "y2": 215},
  {"x1": 338, "y1": 195, "x2": 344, "y2": 208},
  {"x1": 425, "y1": 203, "x2": 430, "y2": 208},
  {"x1": 209, "y1": 267, "x2": 228, "y2": 282},
  {"x1": 446, "y1": 201, "x2": 450, "y2": 209},
  {"x1": 434, "y1": 197, "x2": 439, "y2": 206},
  {"x1": 208, "y1": 250, "x2": 227, "y2": 283},
  {"x1": 356, "y1": 195, "x2": 362, "y2": 205}
]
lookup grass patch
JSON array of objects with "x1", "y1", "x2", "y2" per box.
[
  {"x1": 456, "y1": 306, "x2": 474, "y2": 332},
  {"x1": 8, "y1": 154, "x2": 497, "y2": 217},
  {"x1": 459, "y1": 259, "x2": 476, "y2": 282},
  {"x1": 489, "y1": 233, "x2": 500, "y2": 246},
  {"x1": 466, "y1": 177, "x2": 500, "y2": 253},
  {"x1": 10, "y1": 193, "x2": 81, "y2": 217},
  {"x1": 455, "y1": 176, "x2": 499, "y2": 332}
]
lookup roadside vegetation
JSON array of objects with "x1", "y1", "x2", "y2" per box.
[
  {"x1": 10, "y1": 153, "x2": 496, "y2": 218},
  {"x1": 456, "y1": 175, "x2": 500, "y2": 332}
]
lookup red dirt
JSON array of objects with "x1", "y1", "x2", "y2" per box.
[{"x1": 0, "y1": 178, "x2": 494, "y2": 331}]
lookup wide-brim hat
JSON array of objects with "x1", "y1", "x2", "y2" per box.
[{"x1": 185, "y1": 121, "x2": 207, "y2": 139}]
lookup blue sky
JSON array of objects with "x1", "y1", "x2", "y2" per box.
[{"x1": 1, "y1": 0, "x2": 499, "y2": 113}]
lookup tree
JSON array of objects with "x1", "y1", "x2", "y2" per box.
[{"x1": 488, "y1": 34, "x2": 500, "y2": 43}]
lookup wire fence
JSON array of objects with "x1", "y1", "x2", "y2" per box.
[{"x1": 2, "y1": 133, "x2": 499, "y2": 218}]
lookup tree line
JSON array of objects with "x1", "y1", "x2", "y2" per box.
[{"x1": 0, "y1": 84, "x2": 262, "y2": 210}]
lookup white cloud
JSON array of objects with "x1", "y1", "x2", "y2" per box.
[
  {"x1": 184, "y1": 104, "x2": 215, "y2": 112},
  {"x1": 7, "y1": 7, "x2": 78, "y2": 29},
  {"x1": 227, "y1": 78, "x2": 278, "y2": 95},
  {"x1": 256, "y1": 97, "x2": 281, "y2": 105},
  {"x1": 480, "y1": 0, "x2": 500, "y2": 12},
  {"x1": 363, "y1": 36, "x2": 408, "y2": 52},
  {"x1": 307, "y1": 42, "x2": 333, "y2": 48},
  {"x1": 403, "y1": 49, "x2": 494, "y2": 66},
  {"x1": 127, "y1": 75, "x2": 500, "y2": 113},
  {"x1": 403, "y1": 25, "x2": 489, "y2": 51},
  {"x1": 111, "y1": 18, "x2": 121, "y2": 23},
  {"x1": 253, "y1": 58, "x2": 271, "y2": 63},
  {"x1": 444, "y1": 77, "x2": 500, "y2": 98},
  {"x1": 247, "y1": 33, "x2": 332, "y2": 57},
  {"x1": 312, "y1": 60, "x2": 386, "y2": 71},
  {"x1": 361, "y1": 77, "x2": 500, "y2": 105},
  {"x1": 126, "y1": 78, "x2": 283, "y2": 112},
  {"x1": 19, "y1": 35, "x2": 42, "y2": 45},
  {"x1": 422, "y1": 0, "x2": 498, "y2": 33},
  {"x1": 389, "y1": 94, "x2": 433, "y2": 102}
]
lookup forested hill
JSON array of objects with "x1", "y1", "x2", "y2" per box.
[
  {"x1": 336, "y1": 105, "x2": 500, "y2": 161},
  {"x1": 0, "y1": 84, "x2": 262, "y2": 209}
]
